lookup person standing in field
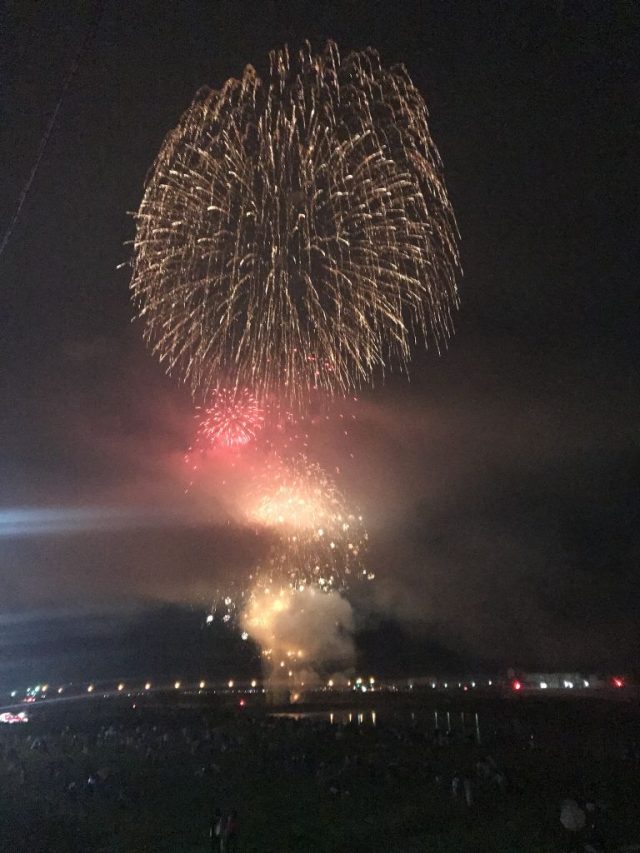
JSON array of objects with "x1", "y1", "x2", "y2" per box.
[
  {"x1": 210, "y1": 807, "x2": 223, "y2": 852},
  {"x1": 222, "y1": 810, "x2": 239, "y2": 852}
]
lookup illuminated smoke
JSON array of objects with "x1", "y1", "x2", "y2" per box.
[
  {"x1": 236, "y1": 455, "x2": 371, "y2": 691},
  {"x1": 240, "y1": 580, "x2": 356, "y2": 688}
]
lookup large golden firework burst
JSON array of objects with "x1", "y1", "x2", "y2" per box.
[{"x1": 131, "y1": 41, "x2": 460, "y2": 408}]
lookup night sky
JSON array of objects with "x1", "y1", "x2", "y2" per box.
[{"x1": 1, "y1": 1, "x2": 638, "y2": 685}]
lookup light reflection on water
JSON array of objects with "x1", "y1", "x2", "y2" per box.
[{"x1": 270, "y1": 708, "x2": 482, "y2": 741}]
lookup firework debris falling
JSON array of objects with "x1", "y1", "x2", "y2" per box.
[
  {"x1": 131, "y1": 40, "x2": 460, "y2": 409},
  {"x1": 208, "y1": 452, "x2": 374, "y2": 629},
  {"x1": 247, "y1": 453, "x2": 372, "y2": 592},
  {"x1": 131, "y1": 42, "x2": 460, "y2": 688}
]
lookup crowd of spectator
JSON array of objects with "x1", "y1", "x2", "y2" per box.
[{"x1": 0, "y1": 698, "x2": 636, "y2": 851}]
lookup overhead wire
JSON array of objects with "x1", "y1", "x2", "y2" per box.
[{"x1": 0, "y1": 0, "x2": 107, "y2": 261}]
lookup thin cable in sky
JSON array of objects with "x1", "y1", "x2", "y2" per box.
[{"x1": 0, "y1": 0, "x2": 106, "y2": 261}]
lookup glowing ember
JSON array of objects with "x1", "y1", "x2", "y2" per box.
[
  {"x1": 195, "y1": 388, "x2": 264, "y2": 450},
  {"x1": 245, "y1": 453, "x2": 369, "y2": 593}
]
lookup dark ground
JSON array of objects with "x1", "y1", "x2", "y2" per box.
[{"x1": 1, "y1": 691, "x2": 639, "y2": 852}]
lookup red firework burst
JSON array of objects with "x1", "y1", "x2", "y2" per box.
[{"x1": 196, "y1": 389, "x2": 265, "y2": 449}]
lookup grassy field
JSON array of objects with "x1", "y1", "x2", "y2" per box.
[{"x1": 0, "y1": 694, "x2": 638, "y2": 851}]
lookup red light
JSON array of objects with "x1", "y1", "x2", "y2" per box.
[
  {"x1": 194, "y1": 390, "x2": 264, "y2": 450},
  {"x1": 613, "y1": 677, "x2": 624, "y2": 688},
  {"x1": 512, "y1": 679, "x2": 522, "y2": 692},
  {"x1": 239, "y1": 699, "x2": 246, "y2": 707}
]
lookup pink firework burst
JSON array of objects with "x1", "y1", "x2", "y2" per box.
[{"x1": 196, "y1": 389, "x2": 265, "y2": 449}]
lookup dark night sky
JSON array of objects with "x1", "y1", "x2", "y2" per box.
[{"x1": 1, "y1": 1, "x2": 639, "y2": 685}]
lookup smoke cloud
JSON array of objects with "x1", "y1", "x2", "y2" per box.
[{"x1": 240, "y1": 585, "x2": 356, "y2": 691}]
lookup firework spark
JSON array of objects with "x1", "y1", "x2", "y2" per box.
[
  {"x1": 207, "y1": 453, "x2": 373, "y2": 625},
  {"x1": 196, "y1": 388, "x2": 264, "y2": 450},
  {"x1": 246, "y1": 453, "x2": 371, "y2": 592},
  {"x1": 248, "y1": 453, "x2": 343, "y2": 531},
  {"x1": 131, "y1": 41, "x2": 460, "y2": 408}
]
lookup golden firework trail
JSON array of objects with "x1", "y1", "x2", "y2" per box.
[{"x1": 131, "y1": 41, "x2": 460, "y2": 409}]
